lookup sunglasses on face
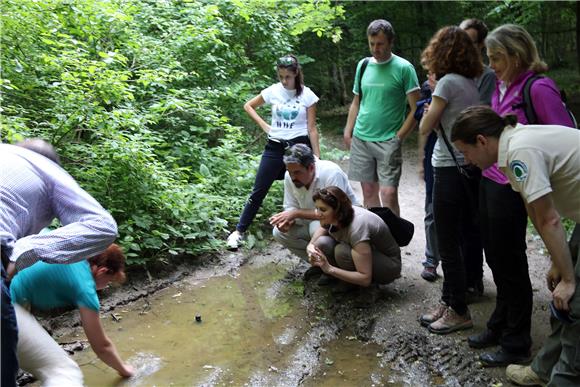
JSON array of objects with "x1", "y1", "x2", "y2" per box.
[{"x1": 277, "y1": 56, "x2": 297, "y2": 66}]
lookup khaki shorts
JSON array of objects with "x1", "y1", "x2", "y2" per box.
[{"x1": 348, "y1": 135, "x2": 402, "y2": 187}]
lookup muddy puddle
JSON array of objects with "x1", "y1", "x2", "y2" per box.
[{"x1": 60, "y1": 258, "x2": 400, "y2": 386}]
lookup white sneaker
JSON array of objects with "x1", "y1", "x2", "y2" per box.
[{"x1": 226, "y1": 230, "x2": 244, "y2": 250}]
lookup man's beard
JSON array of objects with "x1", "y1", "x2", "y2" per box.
[{"x1": 292, "y1": 180, "x2": 304, "y2": 188}]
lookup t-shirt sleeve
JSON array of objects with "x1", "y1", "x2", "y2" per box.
[
  {"x1": 348, "y1": 212, "x2": 374, "y2": 246},
  {"x1": 302, "y1": 87, "x2": 319, "y2": 108},
  {"x1": 506, "y1": 148, "x2": 552, "y2": 204},
  {"x1": 402, "y1": 63, "x2": 420, "y2": 94},
  {"x1": 352, "y1": 59, "x2": 365, "y2": 95},
  {"x1": 77, "y1": 289, "x2": 100, "y2": 312},
  {"x1": 261, "y1": 84, "x2": 277, "y2": 105},
  {"x1": 478, "y1": 70, "x2": 496, "y2": 106},
  {"x1": 531, "y1": 78, "x2": 575, "y2": 127},
  {"x1": 432, "y1": 75, "x2": 451, "y2": 103}
]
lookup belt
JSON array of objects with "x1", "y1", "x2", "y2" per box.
[{"x1": 268, "y1": 135, "x2": 309, "y2": 149}]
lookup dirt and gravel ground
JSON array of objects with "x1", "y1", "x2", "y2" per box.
[{"x1": 24, "y1": 132, "x2": 555, "y2": 386}]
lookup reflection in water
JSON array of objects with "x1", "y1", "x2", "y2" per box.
[{"x1": 62, "y1": 262, "x2": 393, "y2": 385}]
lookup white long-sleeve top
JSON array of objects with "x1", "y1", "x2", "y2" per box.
[{"x1": 1, "y1": 144, "x2": 117, "y2": 271}]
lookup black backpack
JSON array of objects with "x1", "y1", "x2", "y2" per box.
[
  {"x1": 519, "y1": 75, "x2": 578, "y2": 128},
  {"x1": 358, "y1": 57, "x2": 371, "y2": 102},
  {"x1": 368, "y1": 207, "x2": 414, "y2": 247}
]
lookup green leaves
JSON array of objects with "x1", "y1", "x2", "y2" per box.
[{"x1": 2, "y1": 0, "x2": 341, "y2": 266}]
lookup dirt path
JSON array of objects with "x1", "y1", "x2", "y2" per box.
[{"x1": 28, "y1": 131, "x2": 555, "y2": 386}]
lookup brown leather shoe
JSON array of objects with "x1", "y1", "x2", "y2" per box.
[
  {"x1": 428, "y1": 307, "x2": 473, "y2": 334},
  {"x1": 419, "y1": 302, "x2": 448, "y2": 327}
]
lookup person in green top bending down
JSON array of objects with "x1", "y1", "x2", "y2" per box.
[
  {"x1": 10, "y1": 243, "x2": 134, "y2": 385},
  {"x1": 343, "y1": 19, "x2": 421, "y2": 215}
]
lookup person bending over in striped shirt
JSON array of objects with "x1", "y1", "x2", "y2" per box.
[{"x1": 1, "y1": 139, "x2": 118, "y2": 387}]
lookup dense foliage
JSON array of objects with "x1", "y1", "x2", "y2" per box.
[
  {"x1": 1, "y1": 0, "x2": 343, "y2": 264},
  {"x1": 300, "y1": 1, "x2": 579, "y2": 108},
  {"x1": 2, "y1": 1, "x2": 577, "y2": 265}
]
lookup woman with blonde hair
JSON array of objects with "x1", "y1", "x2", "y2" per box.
[{"x1": 465, "y1": 24, "x2": 574, "y2": 368}]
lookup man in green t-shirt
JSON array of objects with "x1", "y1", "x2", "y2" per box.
[{"x1": 343, "y1": 19, "x2": 420, "y2": 215}]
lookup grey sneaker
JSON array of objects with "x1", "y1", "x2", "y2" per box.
[
  {"x1": 419, "y1": 302, "x2": 448, "y2": 327},
  {"x1": 428, "y1": 307, "x2": 473, "y2": 334},
  {"x1": 506, "y1": 365, "x2": 547, "y2": 386}
]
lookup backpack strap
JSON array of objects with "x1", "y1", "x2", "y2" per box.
[
  {"x1": 518, "y1": 75, "x2": 578, "y2": 128},
  {"x1": 520, "y1": 74, "x2": 544, "y2": 125},
  {"x1": 358, "y1": 57, "x2": 370, "y2": 102}
]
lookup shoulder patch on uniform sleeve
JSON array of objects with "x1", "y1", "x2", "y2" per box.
[{"x1": 509, "y1": 160, "x2": 529, "y2": 182}]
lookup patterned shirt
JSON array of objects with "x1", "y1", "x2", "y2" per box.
[{"x1": 0, "y1": 144, "x2": 117, "y2": 271}]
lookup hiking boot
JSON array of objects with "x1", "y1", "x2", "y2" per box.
[
  {"x1": 419, "y1": 302, "x2": 448, "y2": 327},
  {"x1": 303, "y1": 266, "x2": 323, "y2": 281},
  {"x1": 226, "y1": 230, "x2": 244, "y2": 250},
  {"x1": 421, "y1": 266, "x2": 438, "y2": 282},
  {"x1": 428, "y1": 307, "x2": 473, "y2": 334},
  {"x1": 480, "y1": 349, "x2": 531, "y2": 367},
  {"x1": 468, "y1": 329, "x2": 500, "y2": 349},
  {"x1": 506, "y1": 365, "x2": 547, "y2": 386},
  {"x1": 317, "y1": 273, "x2": 336, "y2": 286}
]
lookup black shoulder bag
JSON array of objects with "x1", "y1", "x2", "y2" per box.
[{"x1": 368, "y1": 207, "x2": 414, "y2": 247}]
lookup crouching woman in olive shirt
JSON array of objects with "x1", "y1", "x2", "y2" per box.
[{"x1": 306, "y1": 186, "x2": 401, "y2": 287}]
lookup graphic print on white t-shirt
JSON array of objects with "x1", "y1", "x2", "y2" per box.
[
  {"x1": 273, "y1": 98, "x2": 300, "y2": 129},
  {"x1": 261, "y1": 83, "x2": 319, "y2": 139}
]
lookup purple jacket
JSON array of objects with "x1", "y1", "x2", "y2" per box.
[{"x1": 483, "y1": 70, "x2": 574, "y2": 184}]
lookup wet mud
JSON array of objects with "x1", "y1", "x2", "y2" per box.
[{"x1": 21, "y1": 130, "x2": 555, "y2": 386}]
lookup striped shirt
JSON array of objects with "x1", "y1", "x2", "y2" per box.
[{"x1": 0, "y1": 144, "x2": 117, "y2": 271}]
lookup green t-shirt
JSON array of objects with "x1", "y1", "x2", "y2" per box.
[{"x1": 352, "y1": 55, "x2": 419, "y2": 142}]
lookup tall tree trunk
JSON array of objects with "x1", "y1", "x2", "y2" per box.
[{"x1": 336, "y1": 45, "x2": 348, "y2": 105}]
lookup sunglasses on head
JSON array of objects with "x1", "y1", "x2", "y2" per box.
[{"x1": 277, "y1": 56, "x2": 297, "y2": 66}]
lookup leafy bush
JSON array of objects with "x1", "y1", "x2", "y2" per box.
[{"x1": 1, "y1": 0, "x2": 343, "y2": 265}]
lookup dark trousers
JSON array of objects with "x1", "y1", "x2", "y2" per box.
[
  {"x1": 433, "y1": 166, "x2": 482, "y2": 315},
  {"x1": 480, "y1": 178, "x2": 532, "y2": 354},
  {"x1": 1, "y1": 251, "x2": 18, "y2": 387},
  {"x1": 236, "y1": 136, "x2": 310, "y2": 233}
]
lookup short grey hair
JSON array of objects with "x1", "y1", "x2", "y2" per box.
[
  {"x1": 367, "y1": 19, "x2": 395, "y2": 41},
  {"x1": 16, "y1": 138, "x2": 61, "y2": 165},
  {"x1": 283, "y1": 144, "x2": 315, "y2": 168}
]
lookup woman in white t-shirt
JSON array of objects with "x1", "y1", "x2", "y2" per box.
[{"x1": 227, "y1": 55, "x2": 320, "y2": 249}]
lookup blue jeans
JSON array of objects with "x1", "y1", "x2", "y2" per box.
[
  {"x1": 1, "y1": 264, "x2": 18, "y2": 387},
  {"x1": 236, "y1": 136, "x2": 310, "y2": 233}
]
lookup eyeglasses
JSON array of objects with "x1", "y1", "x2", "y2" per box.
[
  {"x1": 317, "y1": 188, "x2": 336, "y2": 201},
  {"x1": 277, "y1": 56, "x2": 297, "y2": 66}
]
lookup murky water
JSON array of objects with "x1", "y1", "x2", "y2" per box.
[{"x1": 61, "y1": 261, "x2": 396, "y2": 386}]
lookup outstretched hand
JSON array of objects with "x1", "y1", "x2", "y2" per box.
[
  {"x1": 269, "y1": 211, "x2": 295, "y2": 233},
  {"x1": 119, "y1": 364, "x2": 135, "y2": 378}
]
